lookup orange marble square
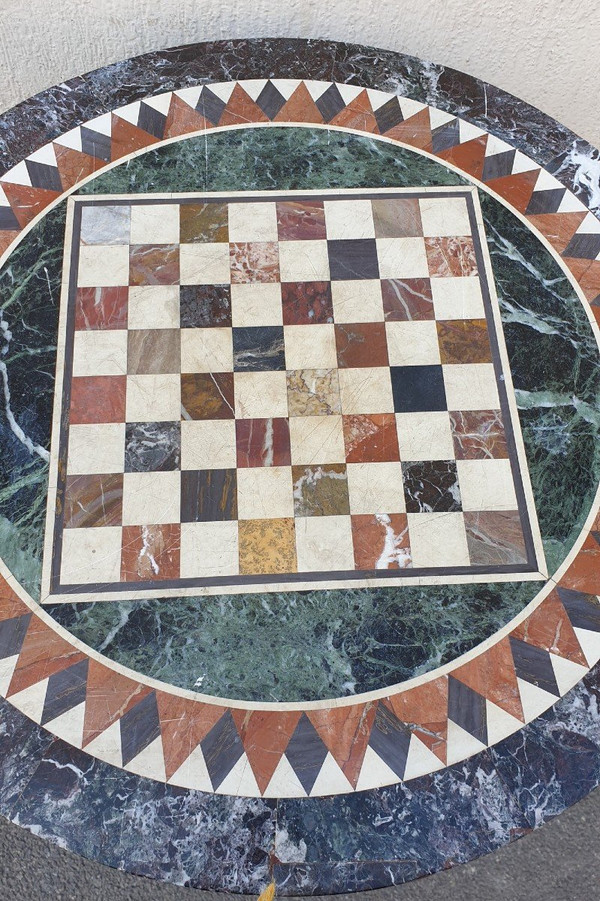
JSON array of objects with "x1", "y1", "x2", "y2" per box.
[
  {"x1": 63, "y1": 473, "x2": 123, "y2": 528},
  {"x1": 343, "y1": 413, "x2": 400, "y2": 463},
  {"x1": 335, "y1": 322, "x2": 389, "y2": 368},
  {"x1": 129, "y1": 244, "x2": 180, "y2": 285},
  {"x1": 437, "y1": 319, "x2": 492, "y2": 364},
  {"x1": 238, "y1": 518, "x2": 297, "y2": 574}
]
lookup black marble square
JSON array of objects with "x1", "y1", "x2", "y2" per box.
[
  {"x1": 124, "y1": 421, "x2": 181, "y2": 472},
  {"x1": 390, "y1": 365, "x2": 447, "y2": 413},
  {"x1": 402, "y1": 459, "x2": 462, "y2": 513},
  {"x1": 233, "y1": 326, "x2": 286, "y2": 371},
  {"x1": 327, "y1": 239, "x2": 380, "y2": 280},
  {"x1": 180, "y1": 285, "x2": 231, "y2": 328},
  {"x1": 180, "y1": 469, "x2": 238, "y2": 522}
]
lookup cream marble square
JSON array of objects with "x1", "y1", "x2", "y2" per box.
[
  {"x1": 67, "y1": 423, "x2": 125, "y2": 474},
  {"x1": 330, "y1": 280, "x2": 384, "y2": 323},
  {"x1": 295, "y1": 515, "x2": 355, "y2": 572},
  {"x1": 431, "y1": 277, "x2": 486, "y2": 320},
  {"x1": 443, "y1": 363, "x2": 500, "y2": 410},
  {"x1": 126, "y1": 373, "x2": 181, "y2": 421},
  {"x1": 234, "y1": 371, "x2": 289, "y2": 419},
  {"x1": 376, "y1": 238, "x2": 429, "y2": 279},
  {"x1": 288, "y1": 415, "x2": 345, "y2": 465},
  {"x1": 324, "y1": 199, "x2": 376, "y2": 239},
  {"x1": 346, "y1": 461, "x2": 405, "y2": 514},
  {"x1": 283, "y1": 324, "x2": 337, "y2": 369},
  {"x1": 128, "y1": 285, "x2": 180, "y2": 329},
  {"x1": 72, "y1": 330, "x2": 128, "y2": 377},
  {"x1": 179, "y1": 243, "x2": 231, "y2": 285},
  {"x1": 395, "y1": 411, "x2": 454, "y2": 460},
  {"x1": 456, "y1": 458, "x2": 518, "y2": 511},
  {"x1": 237, "y1": 466, "x2": 294, "y2": 519},
  {"x1": 181, "y1": 327, "x2": 233, "y2": 372},
  {"x1": 181, "y1": 420, "x2": 236, "y2": 470},
  {"x1": 180, "y1": 521, "x2": 239, "y2": 578},
  {"x1": 407, "y1": 511, "x2": 470, "y2": 567},
  {"x1": 386, "y1": 320, "x2": 441, "y2": 366},
  {"x1": 338, "y1": 367, "x2": 394, "y2": 415},
  {"x1": 228, "y1": 201, "x2": 278, "y2": 243},
  {"x1": 279, "y1": 240, "x2": 330, "y2": 281},
  {"x1": 231, "y1": 283, "x2": 283, "y2": 327},
  {"x1": 77, "y1": 244, "x2": 130, "y2": 287},
  {"x1": 419, "y1": 197, "x2": 471, "y2": 237},
  {"x1": 61, "y1": 527, "x2": 123, "y2": 584},
  {"x1": 122, "y1": 471, "x2": 181, "y2": 525},
  {"x1": 130, "y1": 203, "x2": 180, "y2": 244}
]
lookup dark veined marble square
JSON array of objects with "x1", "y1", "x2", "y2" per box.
[
  {"x1": 233, "y1": 326, "x2": 286, "y2": 371},
  {"x1": 327, "y1": 239, "x2": 380, "y2": 280},
  {"x1": 125, "y1": 421, "x2": 181, "y2": 472},
  {"x1": 381, "y1": 278, "x2": 434, "y2": 321},
  {"x1": 180, "y1": 284, "x2": 232, "y2": 328},
  {"x1": 281, "y1": 281, "x2": 333, "y2": 324},
  {"x1": 180, "y1": 469, "x2": 238, "y2": 522},
  {"x1": 402, "y1": 459, "x2": 462, "y2": 513},
  {"x1": 390, "y1": 365, "x2": 447, "y2": 412}
]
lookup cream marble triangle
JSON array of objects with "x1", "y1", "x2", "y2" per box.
[
  {"x1": 174, "y1": 86, "x2": 204, "y2": 109},
  {"x1": 238, "y1": 79, "x2": 270, "y2": 101},
  {"x1": 44, "y1": 701, "x2": 85, "y2": 747},
  {"x1": 269, "y1": 79, "x2": 302, "y2": 100},
  {"x1": 302, "y1": 80, "x2": 332, "y2": 102},
  {"x1": 263, "y1": 754, "x2": 307, "y2": 798},
  {"x1": 28, "y1": 143, "x2": 58, "y2": 167},
  {"x1": 9, "y1": 676, "x2": 49, "y2": 724},
  {"x1": 446, "y1": 719, "x2": 487, "y2": 765},
  {"x1": 167, "y1": 742, "x2": 213, "y2": 791},
  {"x1": 428, "y1": 108, "x2": 456, "y2": 130},
  {"x1": 533, "y1": 168, "x2": 565, "y2": 192},
  {"x1": 549, "y1": 652, "x2": 588, "y2": 695},
  {"x1": 0, "y1": 654, "x2": 18, "y2": 696},
  {"x1": 575, "y1": 212, "x2": 600, "y2": 234},
  {"x1": 309, "y1": 751, "x2": 354, "y2": 796},
  {"x1": 215, "y1": 753, "x2": 261, "y2": 797},
  {"x1": 53, "y1": 127, "x2": 83, "y2": 153},
  {"x1": 124, "y1": 734, "x2": 167, "y2": 782},
  {"x1": 83, "y1": 719, "x2": 123, "y2": 768},
  {"x1": 557, "y1": 191, "x2": 588, "y2": 214},
  {"x1": 366, "y1": 88, "x2": 394, "y2": 111},
  {"x1": 516, "y1": 676, "x2": 558, "y2": 722},
  {"x1": 86, "y1": 112, "x2": 113, "y2": 136},
  {"x1": 336, "y1": 83, "x2": 368, "y2": 105},
  {"x1": 403, "y1": 733, "x2": 446, "y2": 781},
  {"x1": 142, "y1": 92, "x2": 173, "y2": 116},
  {"x1": 458, "y1": 119, "x2": 487, "y2": 143},
  {"x1": 208, "y1": 82, "x2": 237, "y2": 103},
  {"x1": 398, "y1": 97, "x2": 427, "y2": 119},
  {"x1": 572, "y1": 626, "x2": 600, "y2": 667},
  {"x1": 511, "y1": 149, "x2": 539, "y2": 174},
  {"x1": 485, "y1": 699, "x2": 524, "y2": 745},
  {"x1": 485, "y1": 134, "x2": 514, "y2": 158},
  {"x1": 113, "y1": 101, "x2": 141, "y2": 126},
  {"x1": 0, "y1": 160, "x2": 32, "y2": 187},
  {"x1": 355, "y1": 744, "x2": 400, "y2": 791}
]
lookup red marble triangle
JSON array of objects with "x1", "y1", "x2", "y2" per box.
[
  {"x1": 2, "y1": 183, "x2": 61, "y2": 228},
  {"x1": 231, "y1": 709, "x2": 301, "y2": 794},
  {"x1": 384, "y1": 107, "x2": 433, "y2": 152},
  {"x1": 526, "y1": 212, "x2": 588, "y2": 255},
  {"x1": 163, "y1": 93, "x2": 212, "y2": 139},
  {"x1": 110, "y1": 112, "x2": 160, "y2": 162},
  {"x1": 484, "y1": 169, "x2": 539, "y2": 213},
  {"x1": 308, "y1": 701, "x2": 377, "y2": 788},
  {"x1": 0, "y1": 230, "x2": 20, "y2": 257},
  {"x1": 452, "y1": 636, "x2": 523, "y2": 720},
  {"x1": 385, "y1": 678, "x2": 448, "y2": 763},
  {"x1": 54, "y1": 142, "x2": 105, "y2": 191},
  {"x1": 562, "y1": 257, "x2": 600, "y2": 302},
  {"x1": 156, "y1": 693, "x2": 225, "y2": 781},
  {"x1": 82, "y1": 659, "x2": 152, "y2": 746},
  {"x1": 273, "y1": 82, "x2": 325, "y2": 124},
  {"x1": 219, "y1": 83, "x2": 269, "y2": 127},
  {"x1": 329, "y1": 89, "x2": 379, "y2": 133},
  {"x1": 558, "y1": 531, "x2": 600, "y2": 594},
  {"x1": 7, "y1": 619, "x2": 85, "y2": 697},
  {"x1": 437, "y1": 134, "x2": 489, "y2": 181},
  {"x1": 512, "y1": 589, "x2": 587, "y2": 666},
  {"x1": 0, "y1": 582, "x2": 30, "y2": 621}
]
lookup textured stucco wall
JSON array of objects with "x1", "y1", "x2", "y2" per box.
[{"x1": 0, "y1": 0, "x2": 598, "y2": 149}]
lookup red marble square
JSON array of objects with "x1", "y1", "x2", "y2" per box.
[
  {"x1": 64, "y1": 474, "x2": 123, "y2": 528},
  {"x1": 277, "y1": 200, "x2": 326, "y2": 240},
  {"x1": 343, "y1": 413, "x2": 400, "y2": 462},
  {"x1": 121, "y1": 523, "x2": 181, "y2": 581},
  {"x1": 129, "y1": 244, "x2": 180, "y2": 286},
  {"x1": 74, "y1": 286, "x2": 128, "y2": 330},
  {"x1": 381, "y1": 278, "x2": 434, "y2": 321},
  {"x1": 437, "y1": 319, "x2": 492, "y2": 364},
  {"x1": 450, "y1": 410, "x2": 509, "y2": 459},
  {"x1": 230, "y1": 242, "x2": 280, "y2": 283},
  {"x1": 351, "y1": 513, "x2": 411, "y2": 569},
  {"x1": 425, "y1": 236, "x2": 478, "y2": 277},
  {"x1": 69, "y1": 375, "x2": 126, "y2": 424},
  {"x1": 236, "y1": 418, "x2": 291, "y2": 467},
  {"x1": 334, "y1": 322, "x2": 389, "y2": 368},
  {"x1": 281, "y1": 281, "x2": 333, "y2": 324}
]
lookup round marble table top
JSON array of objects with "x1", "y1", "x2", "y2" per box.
[{"x1": 1, "y1": 37, "x2": 600, "y2": 894}]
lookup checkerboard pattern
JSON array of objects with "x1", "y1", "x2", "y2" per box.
[{"x1": 43, "y1": 191, "x2": 539, "y2": 600}]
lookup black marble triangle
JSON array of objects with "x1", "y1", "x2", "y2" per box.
[
  {"x1": 315, "y1": 84, "x2": 346, "y2": 122},
  {"x1": 525, "y1": 188, "x2": 566, "y2": 215},
  {"x1": 200, "y1": 709, "x2": 244, "y2": 790},
  {"x1": 563, "y1": 232, "x2": 600, "y2": 261},
  {"x1": 431, "y1": 118, "x2": 460, "y2": 154},
  {"x1": 557, "y1": 587, "x2": 600, "y2": 633},
  {"x1": 196, "y1": 86, "x2": 226, "y2": 125},
  {"x1": 137, "y1": 101, "x2": 167, "y2": 140},
  {"x1": 481, "y1": 149, "x2": 516, "y2": 182},
  {"x1": 0, "y1": 613, "x2": 31, "y2": 660},
  {"x1": 509, "y1": 637, "x2": 560, "y2": 697},
  {"x1": 41, "y1": 658, "x2": 89, "y2": 725},
  {"x1": 25, "y1": 159, "x2": 62, "y2": 192},
  {"x1": 374, "y1": 97, "x2": 403, "y2": 134},
  {"x1": 256, "y1": 81, "x2": 287, "y2": 120},
  {"x1": 0, "y1": 205, "x2": 20, "y2": 230},
  {"x1": 285, "y1": 713, "x2": 329, "y2": 795},
  {"x1": 368, "y1": 704, "x2": 412, "y2": 779},
  {"x1": 119, "y1": 690, "x2": 161, "y2": 766},
  {"x1": 448, "y1": 676, "x2": 488, "y2": 745},
  {"x1": 80, "y1": 126, "x2": 112, "y2": 162}
]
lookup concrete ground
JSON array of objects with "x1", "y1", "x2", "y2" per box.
[{"x1": 0, "y1": 786, "x2": 597, "y2": 901}]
